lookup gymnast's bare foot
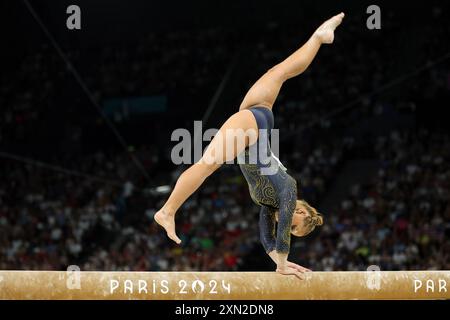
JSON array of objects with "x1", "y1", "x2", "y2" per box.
[
  {"x1": 154, "y1": 209, "x2": 182, "y2": 244},
  {"x1": 314, "y1": 12, "x2": 345, "y2": 44}
]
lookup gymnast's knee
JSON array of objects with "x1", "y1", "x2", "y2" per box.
[
  {"x1": 266, "y1": 64, "x2": 289, "y2": 83},
  {"x1": 193, "y1": 160, "x2": 221, "y2": 178}
]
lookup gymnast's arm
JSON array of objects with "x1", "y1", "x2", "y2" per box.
[
  {"x1": 259, "y1": 205, "x2": 277, "y2": 259},
  {"x1": 260, "y1": 203, "x2": 311, "y2": 278},
  {"x1": 272, "y1": 187, "x2": 312, "y2": 278},
  {"x1": 273, "y1": 189, "x2": 295, "y2": 270},
  {"x1": 258, "y1": 206, "x2": 291, "y2": 266}
]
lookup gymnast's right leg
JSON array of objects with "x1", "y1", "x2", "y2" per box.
[
  {"x1": 154, "y1": 109, "x2": 258, "y2": 244},
  {"x1": 238, "y1": 12, "x2": 345, "y2": 111}
]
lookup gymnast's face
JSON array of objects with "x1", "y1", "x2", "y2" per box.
[{"x1": 290, "y1": 203, "x2": 310, "y2": 237}]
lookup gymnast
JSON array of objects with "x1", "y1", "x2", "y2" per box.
[{"x1": 155, "y1": 13, "x2": 345, "y2": 279}]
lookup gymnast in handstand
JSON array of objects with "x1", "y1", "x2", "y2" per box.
[{"x1": 155, "y1": 13, "x2": 345, "y2": 279}]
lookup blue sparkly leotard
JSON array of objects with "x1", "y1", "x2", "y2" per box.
[{"x1": 238, "y1": 106, "x2": 297, "y2": 254}]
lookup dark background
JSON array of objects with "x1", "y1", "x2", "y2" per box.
[{"x1": 0, "y1": 0, "x2": 448, "y2": 271}]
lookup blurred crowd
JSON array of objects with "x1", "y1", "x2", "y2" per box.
[{"x1": 0, "y1": 6, "x2": 449, "y2": 271}]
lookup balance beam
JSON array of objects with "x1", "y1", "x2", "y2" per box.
[{"x1": 0, "y1": 271, "x2": 449, "y2": 300}]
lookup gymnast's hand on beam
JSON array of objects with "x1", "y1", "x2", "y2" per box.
[
  {"x1": 276, "y1": 265, "x2": 307, "y2": 280},
  {"x1": 276, "y1": 261, "x2": 311, "y2": 279},
  {"x1": 286, "y1": 261, "x2": 312, "y2": 273}
]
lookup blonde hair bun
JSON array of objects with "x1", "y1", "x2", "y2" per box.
[{"x1": 312, "y1": 214, "x2": 323, "y2": 226}]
